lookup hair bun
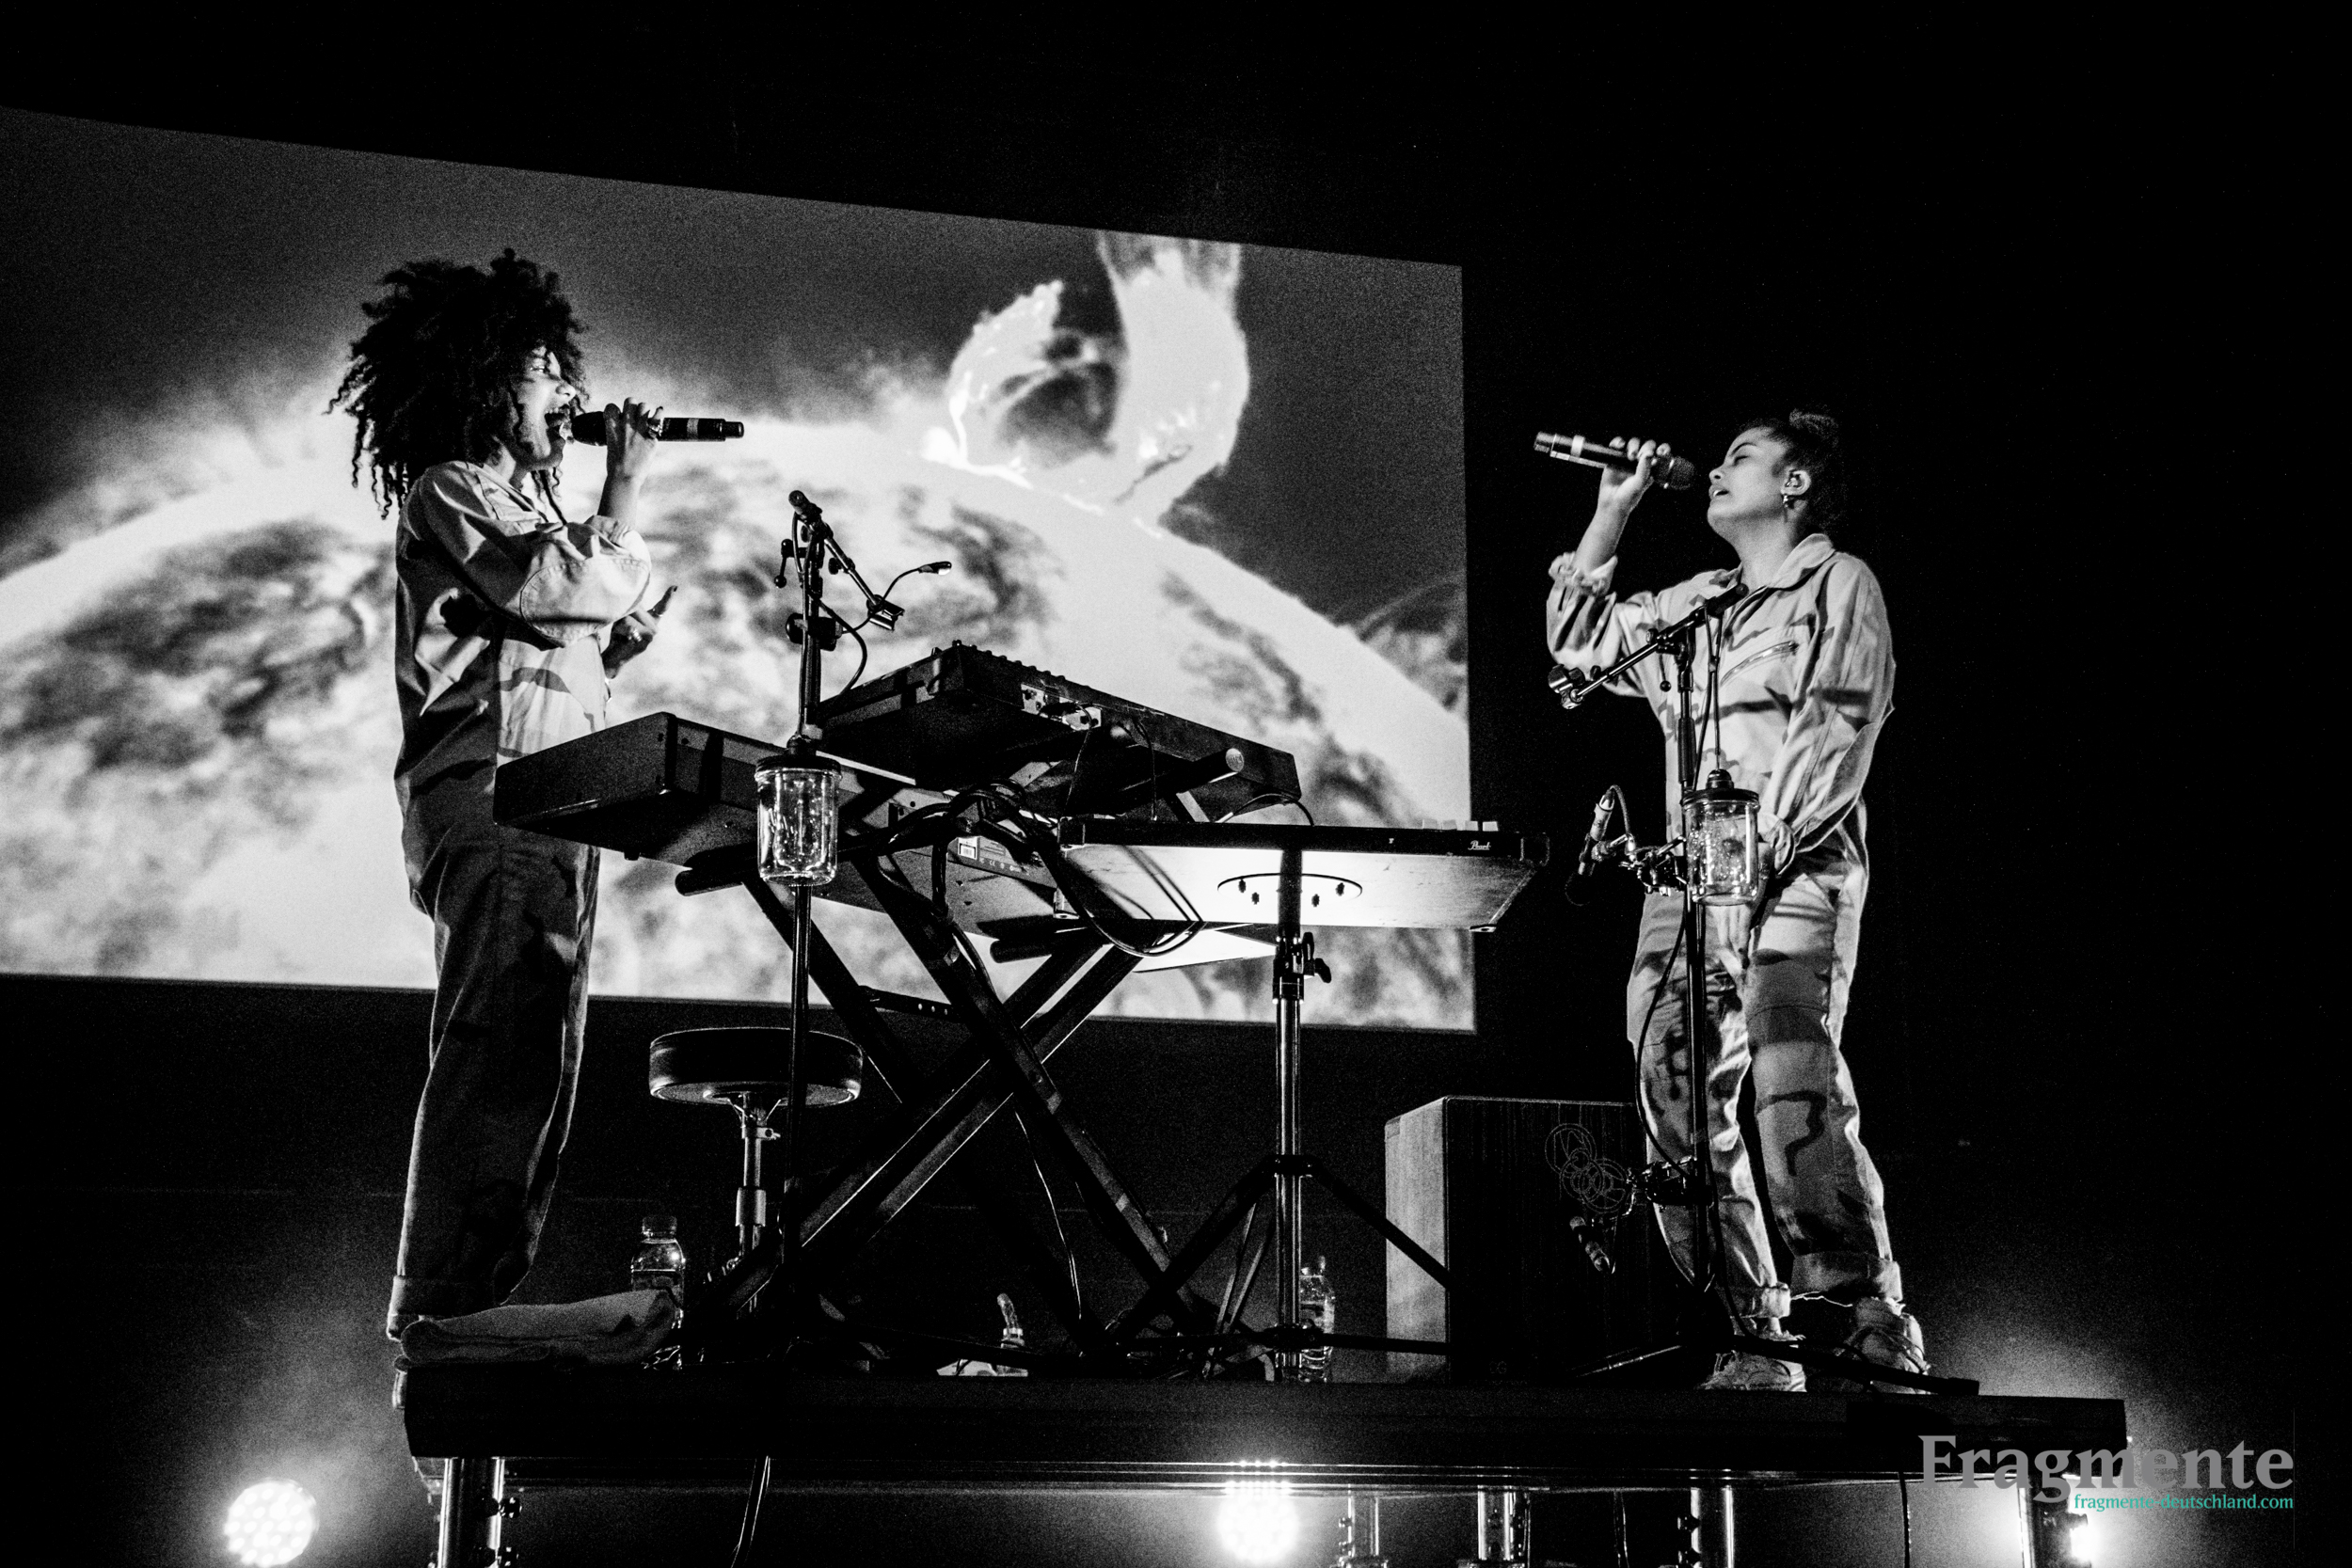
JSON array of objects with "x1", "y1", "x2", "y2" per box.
[{"x1": 1786, "y1": 409, "x2": 1842, "y2": 447}]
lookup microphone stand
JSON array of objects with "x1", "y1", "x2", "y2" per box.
[
  {"x1": 1552, "y1": 593, "x2": 1975, "y2": 1396},
  {"x1": 776, "y1": 494, "x2": 830, "y2": 1343},
  {"x1": 760, "y1": 489, "x2": 882, "y2": 1351},
  {"x1": 1556, "y1": 590, "x2": 1727, "y2": 1336}
]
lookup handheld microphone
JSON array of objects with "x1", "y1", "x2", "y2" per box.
[
  {"x1": 1534, "y1": 432, "x2": 1697, "y2": 490},
  {"x1": 561, "y1": 411, "x2": 746, "y2": 442}
]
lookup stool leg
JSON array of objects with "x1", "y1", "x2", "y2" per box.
[{"x1": 733, "y1": 1101, "x2": 776, "y2": 1266}]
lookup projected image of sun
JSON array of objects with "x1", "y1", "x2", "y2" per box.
[{"x1": 223, "y1": 1480, "x2": 316, "y2": 1565}]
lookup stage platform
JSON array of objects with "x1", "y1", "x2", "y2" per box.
[{"x1": 404, "y1": 1367, "x2": 2125, "y2": 1495}]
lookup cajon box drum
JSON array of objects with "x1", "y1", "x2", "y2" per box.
[{"x1": 1385, "y1": 1096, "x2": 1675, "y2": 1382}]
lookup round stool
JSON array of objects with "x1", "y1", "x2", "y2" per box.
[
  {"x1": 650, "y1": 1026, "x2": 862, "y2": 1108},
  {"x1": 649, "y1": 1026, "x2": 864, "y2": 1263}
]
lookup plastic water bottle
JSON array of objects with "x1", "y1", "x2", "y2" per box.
[
  {"x1": 629, "y1": 1214, "x2": 688, "y2": 1298},
  {"x1": 993, "y1": 1292, "x2": 1029, "y2": 1377},
  {"x1": 1298, "y1": 1255, "x2": 1336, "y2": 1383}
]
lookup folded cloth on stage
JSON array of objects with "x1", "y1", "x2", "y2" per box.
[{"x1": 398, "y1": 1289, "x2": 677, "y2": 1367}]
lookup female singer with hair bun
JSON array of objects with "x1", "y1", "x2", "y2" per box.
[{"x1": 1546, "y1": 411, "x2": 1925, "y2": 1393}]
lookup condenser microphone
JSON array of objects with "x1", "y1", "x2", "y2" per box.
[
  {"x1": 1562, "y1": 786, "x2": 1620, "y2": 907},
  {"x1": 561, "y1": 411, "x2": 746, "y2": 442},
  {"x1": 1534, "y1": 432, "x2": 1698, "y2": 490}
]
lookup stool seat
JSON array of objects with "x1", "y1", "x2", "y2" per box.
[{"x1": 649, "y1": 1026, "x2": 862, "y2": 1108}]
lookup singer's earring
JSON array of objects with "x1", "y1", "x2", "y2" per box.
[{"x1": 1781, "y1": 490, "x2": 1797, "y2": 513}]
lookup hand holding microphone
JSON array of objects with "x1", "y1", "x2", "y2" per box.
[
  {"x1": 1538, "y1": 432, "x2": 1689, "y2": 574},
  {"x1": 564, "y1": 410, "x2": 747, "y2": 443},
  {"x1": 1534, "y1": 433, "x2": 1698, "y2": 496}
]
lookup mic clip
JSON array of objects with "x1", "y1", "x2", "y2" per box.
[
  {"x1": 785, "y1": 610, "x2": 845, "y2": 651},
  {"x1": 1548, "y1": 664, "x2": 1598, "y2": 708}
]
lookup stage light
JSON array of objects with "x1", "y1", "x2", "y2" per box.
[
  {"x1": 1216, "y1": 1464, "x2": 1300, "y2": 1563},
  {"x1": 2065, "y1": 1498, "x2": 2100, "y2": 1566},
  {"x1": 223, "y1": 1479, "x2": 316, "y2": 1566}
]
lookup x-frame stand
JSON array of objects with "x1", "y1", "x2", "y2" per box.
[
  {"x1": 689, "y1": 828, "x2": 1222, "y2": 1368},
  {"x1": 1551, "y1": 588, "x2": 1975, "y2": 1397}
]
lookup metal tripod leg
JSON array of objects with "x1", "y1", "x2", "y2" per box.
[
  {"x1": 1472, "y1": 1487, "x2": 1530, "y2": 1565},
  {"x1": 1274, "y1": 841, "x2": 1307, "y2": 1375},
  {"x1": 435, "y1": 1455, "x2": 506, "y2": 1568},
  {"x1": 1686, "y1": 1483, "x2": 1734, "y2": 1568}
]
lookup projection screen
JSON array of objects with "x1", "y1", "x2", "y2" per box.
[{"x1": 0, "y1": 108, "x2": 1468, "y2": 1026}]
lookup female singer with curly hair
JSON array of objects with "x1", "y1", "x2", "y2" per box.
[{"x1": 334, "y1": 250, "x2": 672, "y2": 1343}]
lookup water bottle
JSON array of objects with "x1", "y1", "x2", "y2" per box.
[
  {"x1": 1297, "y1": 1255, "x2": 1335, "y2": 1383},
  {"x1": 993, "y1": 1292, "x2": 1030, "y2": 1377},
  {"x1": 629, "y1": 1214, "x2": 688, "y2": 1300}
]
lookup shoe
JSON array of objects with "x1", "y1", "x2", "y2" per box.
[
  {"x1": 1836, "y1": 1296, "x2": 1929, "y2": 1393},
  {"x1": 1700, "y1": 1343, "x2": 1806, "y2": 1392}
]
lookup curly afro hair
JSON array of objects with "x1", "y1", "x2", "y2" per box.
[{"x1": 330, "y1": 249, "x2": 586, "y2": 514}]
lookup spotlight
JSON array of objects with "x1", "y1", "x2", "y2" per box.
[
  {"x1": 2066, "y1": 1504, "x2": 2099, "y2": 1566},
  {"x1": 223, "y1": 1479, "x2": 316, "y2": 1566},
  {"x1": 1216, "y1": 1464, "x2": 1300, "y2": 1563}
]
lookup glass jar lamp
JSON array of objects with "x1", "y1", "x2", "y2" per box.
[
  {"x1": 1684, "y1": 768, "x2": 1760, "y2": 905},
  {"x1": 755, "y1": 742, "x2": 839, "y2": 887}
]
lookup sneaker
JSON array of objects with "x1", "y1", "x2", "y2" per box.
[
  {"x1": 1837, "y1": 1297, "x2": 1929, "y2": 1393},
  {"x1": 1700, "y1": 1344, "x2": 1806, "y2": 1392}
]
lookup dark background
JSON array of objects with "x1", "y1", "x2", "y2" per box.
[{"x1": 0, "y1": 24, "x2": 2310, "y2": 1568}]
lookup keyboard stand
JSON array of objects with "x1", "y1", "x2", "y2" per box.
[{"x1": 692, "y1": 824, "x2": 1217, "y2": 1368}]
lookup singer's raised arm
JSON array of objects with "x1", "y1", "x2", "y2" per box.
[{"x1": 1545, "y1": 555, "x2": 1735, "y2": 702}]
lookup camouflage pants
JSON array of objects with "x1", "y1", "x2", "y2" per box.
[
  {"x1": 1627, "y1": 845, "x2": 1899, "y2": 1320},
  {"x1": 388, "y1": 770, "x2": 598, "y2": 1336}
]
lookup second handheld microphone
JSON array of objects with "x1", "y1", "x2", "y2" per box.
[
  {"x1": 561, "y1": 411, "x2": 746, "y2": 443},
  {"x1": 1534, "y1": 432, "x2": 1697, "y2": 490}
]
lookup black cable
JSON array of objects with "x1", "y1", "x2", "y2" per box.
[
  {"x1": 834, "y1": 622, "x2": 869, "y2": 697},
  {"x1": 983, "y1": 807, "x2": 1204, "y2": 959},
  {"x1": 843, "y1": 561, "x2": 953, "y2": 635},
  {"x1": 728, "y1": 1454, "x2": 771, "y2": 1568},
  {"x1": 1630, "y1": 914, "x2": 1688, "y2": 1171},
  {"x1": 1135, "y1": 713, "x2": 1162, "y2": 821},
  {"x1": 1010, "y1": 1105, "x2": 1086, "y2": 1323},
  {"x1": 1232, "y1": 792, "x2": 1312, "y2": 824},
  {"x1": 1689, "y1": 617, "x2": 1745, "y2": 1307},
  {"x1": 1221, "y1": 1209, "x2": 1275, "y2": 1375},
  {"x1": 892, "y1": 785, "x2": 1203, "y2": 960},
  {"x1": 1899, "y1": 1471, "x2": 1913, "y2": 1568},
  {"x1": 1706, "y1": 608, "x2": 1724, "y2": 768},
  {"x1": 1630, "y1": 879, "x2": 1723, "y2": 1300},
  {"x1": 1216, "y1": 1200, "x2": 1260, "y2": 1335}
]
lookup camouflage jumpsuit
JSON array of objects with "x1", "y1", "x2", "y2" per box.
[
  {"x1": 387, "y1": 462, "x2": 652, "y2": 1335},
  {"x1": 1546, "y1": 531, "x2": 1901, "y2": 1318}
]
